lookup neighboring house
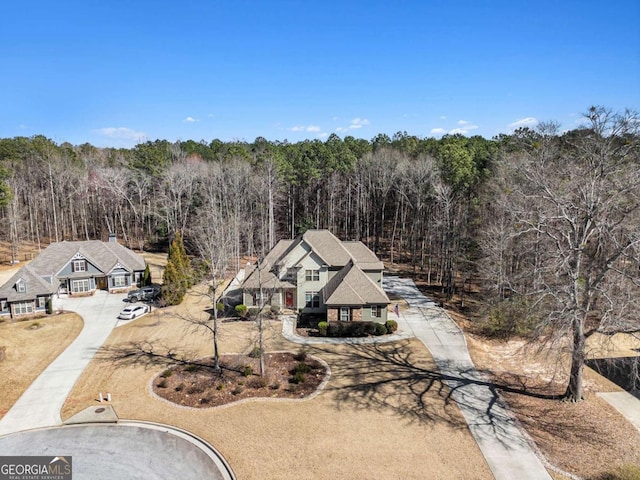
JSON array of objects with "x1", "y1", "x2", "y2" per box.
[
  {"x1": 241, "y1": 229, "x2": 390, "y2": 322},
  {"x1": 0, "y1": 235, "x2": 145, "y2": 319}
]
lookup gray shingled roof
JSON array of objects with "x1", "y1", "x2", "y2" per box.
[
  {"x1": 301, "y1": 230, "x2": 352, "y2": 266},
  {"x1": 0, "y1": 264, "x2": 57, "y2": 301},
  {"x1": 342, "y1": 241, "x2": 384, "y2": 270},
  {"x1": 29, "y1": 240, "x2": 145, "y2": 276},
  {"x1": 323, "y1": 261, "x2": 390, "y2": 306}
]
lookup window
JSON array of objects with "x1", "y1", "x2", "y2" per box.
[
  {"x1": 113, "y1": 275, "x2": 126, "y2": 287},
  {"x1": 73, "y1": 260, "x2": 86, "y2": 272},
  {"x1": 0, "y1": 300, "x2": 7, "y2": 312},
  {"x1": 371, "y1": 305, "x2": 381, "y2": 318},
  {"x1": 305, "y1": 291, "x2": 320, "y2": 308},
  {"x1": 14, "y1": 302, "x2": 34, "y2": 315},
  {"x1": 72, "y1": 279, "x2": 90, "y2": 293},
  {"x1": 305, "y1": 269, "x2": 320, "y2": 281},
  {"x1": 340, "y1": 307, "x2": 351, "y2": 322},
  {"x1": 37, "y1": 297, "x2": 46, "y2": 309},
  {"x1": 253, "y1": 292, "x2": 266, "y2": 306},
  {"x1": 16, "y1": 281, "x2": 26, "y2": 293}
]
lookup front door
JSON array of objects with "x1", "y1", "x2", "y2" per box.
[
  {"x1": 97, "y1": 277, "x2": 108, "y2": 290},
  {"x1": 285, "y1": 290, "x2": 294, "y2": 308}
]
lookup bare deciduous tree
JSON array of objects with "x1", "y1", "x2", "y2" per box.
[{"x1": 486, "y1": 107, "x2": 640, "y2": 401}]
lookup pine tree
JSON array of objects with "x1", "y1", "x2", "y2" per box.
[
  {"x1": 142, "y1": 264, "x2": 152, "y2": 286},
  {"x1": 161, "y1": 231, "x2": 191, "y2": 305}
]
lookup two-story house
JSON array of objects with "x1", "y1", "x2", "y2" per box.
[
  {"x1": 0, "y1": 235, "x2": 146, "y2": 319},
  {"x1": 241, "y1": 230, "x2": 390, "y2": 322}
]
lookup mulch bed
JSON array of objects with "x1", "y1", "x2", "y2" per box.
[{"x1": 152, "y1": 352, "x2": 327, "y2": 408}]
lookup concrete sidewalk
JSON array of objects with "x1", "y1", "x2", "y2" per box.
[
  {"x1": 383, "y1": 276, "x2": 552, "y2": 480},
  {"x1": 0, "y1": 291, "x2": 126, "y2": 435}
]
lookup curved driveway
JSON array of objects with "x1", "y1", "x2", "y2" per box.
[
  {"x1": 383, "y1": 276, "x2": 552, "y2": 480},
  {"x1": 0, "y1": 291, "x2": 126, "y2": 435}
]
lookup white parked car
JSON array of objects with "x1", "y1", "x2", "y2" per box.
[{"x1": 118, "y1": 304, "x2": 150, "y2": 320}]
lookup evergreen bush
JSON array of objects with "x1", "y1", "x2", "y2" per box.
[
  {"x1": 385, "y1": 320, "x2": 398, "y2": 333},
  {"x1": 374, "y1": 322, "x2": 388, "y2": 335}
]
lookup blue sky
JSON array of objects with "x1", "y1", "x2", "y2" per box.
[{"x1": 1, "y1": 1, "x2": 638, "y2": 148}]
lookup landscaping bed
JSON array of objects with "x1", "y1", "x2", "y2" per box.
[{"x1": 152, "y1": 351, "x2": 328, "y2": 408}]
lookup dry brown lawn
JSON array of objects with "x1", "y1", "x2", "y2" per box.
[
  {"x1": 0, "y1": 313, "x2": 83, "y2": 419},
  {"x1": 63, "y1": 285, "x2": 493, "y2": 480},
  {"x1": 466, "y1": 332, "x2": 640, "y2": 479}
]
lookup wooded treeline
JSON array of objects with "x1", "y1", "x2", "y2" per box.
[
  {"x1": 0, "y1": 128, "x2": 495, "y2": 295},
  {"x1": 1, "y1": 106, "x2": 638, "y2": 400}
]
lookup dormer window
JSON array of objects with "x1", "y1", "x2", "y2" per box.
[
  {"x1": 72, "y1": 260, "x2": 86, "y2": 272},
  {"x1": 16, "y1": 281, "x2": 26, "y2": 293}
]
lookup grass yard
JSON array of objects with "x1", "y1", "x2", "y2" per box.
[
  {"x1": 0, "y1": 314, "x2": 83, "y2": 419},
  {"x1": 62, "y1": 285, "x2": 493, "y2": 480}
]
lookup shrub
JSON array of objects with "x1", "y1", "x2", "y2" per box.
[
  {"x1": 374, "y1": 322, "x2": 388, "y2": 335},
  {"x1": 294, "y1": 350, "x2": 307, "y2": 362},
  {"x1": 269, "y1": 381, "x2": 281, "y2": 390},
  {"x1": 160, "y1": 369, "x2": 173, "y2": 378},
  {"x1": 242, "y1": 364, "x2": 254, "y2": 377},
  {"x1": 290, "y1": 371, "x2": 306, "y2": 384},
  {"x1": 187, "y1": 385, "x2": 204, "y2": 395},
  {"x1": 184, "y1": 364, "x2": 199, "y2": 372},
  {"x1": 157, "y1": 379, "x2": 167, "y2": 388},
  {"x1": 248, "y1": 346, "x2": 262, "y2": 358},
  {"x1": 248, "y1": 377, "x2": 268, "y2": 389},
  {"x1": 45, "y1": 298, "x2": 53, "y2": 314},
  {"x1": 216, "y1": 384, "x2": 224, "y2": 390},
  {"x1": 481, "y1": 297, "x2": 538, "y2": 339},
  {"x1": 247, "y1": 307, "x2": 260, "y2": 318},
  {"x1": 232, "y1": 386, "x2": 243, "y2": 395},
  {"x1": 270, "y1": 305, "x2": 280, "y2": 315},
  {"x1": 317, "y1": 321, "x2": 328, "y2": 336},
  {"x1": 292, "y1": 361, "x2": 311, "y2": 375},
  {"x1": 235, "y1": 304, "x2": 248, "y2": 318},
  {"x1": 216, "y1": 302, "x2": 225, "y2": 313},
  {"x1": 385, "y1": 320, "x2": 398, "y2": 333},
  {"x1": 175, "y1": 383, "x2": 185, "y2": 392},
  {"x1": 327, "y1": 321, "x2": 376, "y2": 337},
  {"x1": 199, "y1": 397, "x2": 211, "y2": 404}
]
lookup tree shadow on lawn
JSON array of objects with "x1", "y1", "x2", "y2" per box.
[
  {"x1": 308, "y1": 341, "x2": 567, "y2": 440},
  {"x1": 96, "y1": 341, "x2": 215, "y2": 373}
]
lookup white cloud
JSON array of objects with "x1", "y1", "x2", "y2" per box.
[
  {"x1": 317, "y1": 132, "x2": 328, "y2": 139},
  {"x1": 439, "y1": 116, "x2": 447, "y2": 120},
  {"x1": 449, "y1": 121, "x2": 479, "y2": 135},
  {"x1": 335, "y1": 117, "x2": 371, "y2": 132},
  {"x1": 290, "y1": 125, "x2": 321, "y2": 132},
  {"x1": 350, "y1": 117, "x2": 370, "y2": 128},
  {"x1": 94, "y1": 127, "x2": 146, "y2": 141},
  {"x1": 183, "y1": 116, "x2": 198, "y2": 123},
  {"x1": 508, "y1": 117, "x2": 538, "y2": 129},
  {"x1": 430, "y1": 128, "x2": 446, "y2": 135}
]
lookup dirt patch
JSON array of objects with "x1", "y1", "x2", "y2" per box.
[{"x1": 152, "y1": 352, "x2": 327, "y2": 408}]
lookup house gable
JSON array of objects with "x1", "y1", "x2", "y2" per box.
[{"x1": 15, "y1": 278, "x2": 27, "y2": 293}]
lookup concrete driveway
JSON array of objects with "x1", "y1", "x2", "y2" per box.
[
  {"x1": 0, "y1": 290, "x2": 127, "y2": 435},
  {"x1": 383, "y1": 276, "x2": 552, "y2": 480}
]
